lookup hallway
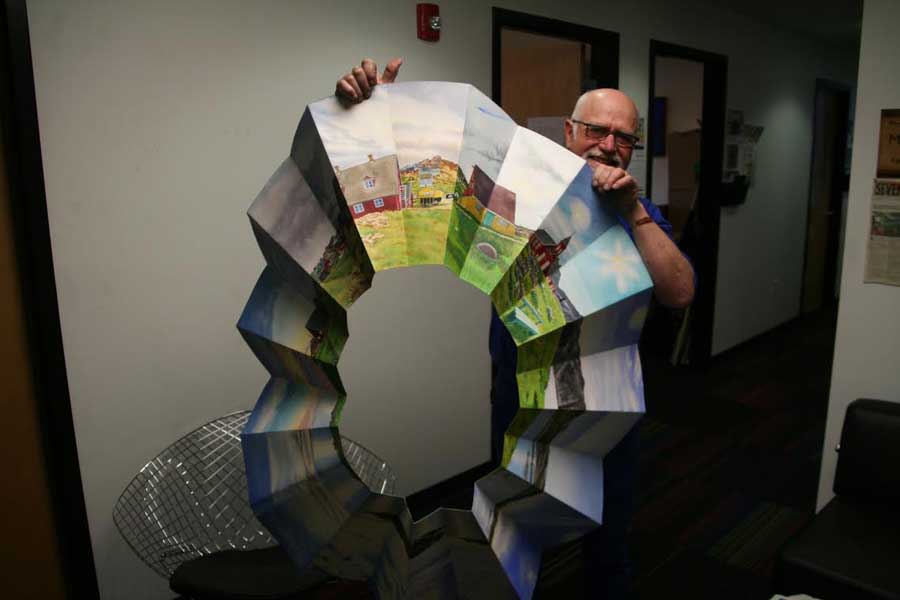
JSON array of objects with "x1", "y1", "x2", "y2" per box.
[{"x1": 634, "y1": 304, "x2": 838, "y2": 598}]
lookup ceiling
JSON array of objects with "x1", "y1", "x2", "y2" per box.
[{"x1": 717, "y1": 0, "x2": 863, "y2": 51}]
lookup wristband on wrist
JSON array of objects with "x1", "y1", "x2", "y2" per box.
[{"x1": 633, "y1": 216, "x2": 654, "y2": 228}]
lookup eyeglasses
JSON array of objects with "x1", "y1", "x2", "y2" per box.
[{"x1": 570, "y1": 119, "x2": 641, "y2": 149}]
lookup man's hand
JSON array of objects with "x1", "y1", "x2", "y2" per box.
[
  {"x1": 591, "y1": 164, "x2": 640, "y2": 218},
  {"x1": 335, "y1": 57, "x2": 403, "y2": 104},
  {"x1": 591, "y1": 164, "x2": 695, "y2": 308}
]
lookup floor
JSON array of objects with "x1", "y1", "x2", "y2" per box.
[
  {"x1": 402, "y1": 304, "x2": 839, "y2": 599},
  {"x1": 417, "y1": 303, "x2": 838, "y2": 599},
  {"x1": 631, "y1": 303, "x2": 837, "y2": 599}
]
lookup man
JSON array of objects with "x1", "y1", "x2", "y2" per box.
[
  {"x1": 335, "y1": 59, "x2": 693, "y2": 306},
  {"x1": 336, "y1": 58, "x2": 694, "y2": 598}
]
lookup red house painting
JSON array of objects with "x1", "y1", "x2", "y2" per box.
[
  {"x1": 466, "y1": 165, "x2": 516, "y2": 222},
  {"x1": 530, "y1": 229, "x2": 570, "y2": 290},
  {"x1": 335, "y1": 154, "x2": 402, "y2": 219}
]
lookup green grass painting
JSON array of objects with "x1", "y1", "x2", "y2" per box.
[
  {"x1": 321, "y1": 268, "x2": 370, "y2": 309},
  {"x1": 403, "y1": 204, "x2": 452, "y2": 265},
  {"x1": 491, "y1": 244, "x2": 544, "y2": 317},
  {"x1": 516, "y1": 368, "x2": 551, "y2": 410},
  {"x1": 354, "y1": 211, "x2": 408, "y2": 271},
  {"x1": 444, "y1": 203, "x2": 480, "y2": 274},
  {"x1": 517, "y1": 327, "x2": 563, "y2": 371},
  {"x1": 458, "y1": 227, "x2": 528, "y2": 295},
  {"x1": 499, "y1": 278, "x2": 566, "y2": 345},
  {"x1": 314, "y1": 311, "x2": 349, "y2": 365},
  {"x1": 500, "y1": 409, "x2": 542, "y2": 469},
  {"x1": 513, "y1": 328, "x2": 563, "y2": 410},
  {"x1": 317, "y1": 226, "x2": 374, "y2": 308}
]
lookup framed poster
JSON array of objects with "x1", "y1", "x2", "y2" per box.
[{"x1": 877, "y1": 109, "x2": 900, "y2": 178}]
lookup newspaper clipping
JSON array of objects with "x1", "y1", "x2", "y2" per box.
[{"x1": 865, "y1": 178, "x2": 900, "y2": 286}]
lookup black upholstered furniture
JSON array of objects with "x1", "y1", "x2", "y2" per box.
[{"x1": 775, "y1": 399, "x2": 900, "y2": 600}]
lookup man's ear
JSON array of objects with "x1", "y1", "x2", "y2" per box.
[{"x1": 563, "y1": 119, "x2": 575, "y2": 148}]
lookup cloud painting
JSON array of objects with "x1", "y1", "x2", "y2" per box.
[
  {"x1": 308, "y1": 90, "x2": 397, "y2": 171},
  {"x1": 538, "y1": 164, "x2": 619, "y2": 266},
  {"x1": 458, "y1": 87, "x2": 517, "y2": 183},
  {"x1": 387, "y1": 81, "x2": 469, "y2": 169},
  {"x1": 556, "y1": 226, "x2": 652, "y2": 316},
  {"x1": 249, "y1": 159, "x2": 338, "y2": 274},
  {"x1": 495, "y1": 127, "x2": 585, "y2": 231}
]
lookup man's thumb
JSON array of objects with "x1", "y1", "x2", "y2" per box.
[{"x1": 380, "y1": 58, "x2": 403, "y2": 84}]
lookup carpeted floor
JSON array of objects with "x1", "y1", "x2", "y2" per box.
[{"x1": 632, "y1": 303, "x2": 837, "y2": 599}]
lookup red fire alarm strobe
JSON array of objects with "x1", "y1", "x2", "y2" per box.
[{"x1": 417, "y1": 3, "x2": 440, "y2": 42}]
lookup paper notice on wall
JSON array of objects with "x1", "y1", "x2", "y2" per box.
[
  {"x1": 877, "y1": 109, "x2": 900, "y2": 178},
  {"x1": 630, "y1": 117, "x2": 647, "y2": 192},
  {"x1": 864, "y1": 178, "x2": 900, "y2": 286},
  {"x1": 629, "y1": 149, "x2": 647, "y2": 193}
]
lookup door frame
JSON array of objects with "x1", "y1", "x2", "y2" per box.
[
  {"x1": 1, "y1": 1, "x2": 100, "y2": 596},
  {"x1": 800, "y1": 78, "x2": 852, "y2": 312},
  {"x1": 492, "y1": 8, "x2": 620, "y2": 105},
  {"x1": 647, "y1": 40, "x2": 728, "y2": 364}
]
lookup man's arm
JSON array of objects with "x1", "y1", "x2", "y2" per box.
[
  {"x1": 593, "y1": 165, "x2": 695, "y2": 309},
  {"x1": 624, "y1": 201, "x2": 695, "y2": 308}
]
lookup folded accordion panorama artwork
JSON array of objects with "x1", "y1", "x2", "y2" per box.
[{"x1": 237, "y1": 82, "x2": 651, "y2": 599}]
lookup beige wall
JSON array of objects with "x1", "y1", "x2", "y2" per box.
[{"x1": 817, "y1": 0, "x2": 900, "y2": 510}]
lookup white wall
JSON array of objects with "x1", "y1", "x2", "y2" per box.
[
  {"x1": 26, "y1": 3, "x2": 495, "y2": 598},
  {"x1": 651, "y1": 56, "x2": 704, "y2": 206},
  {"x1": 711, "y1": 41, "x2": 858, "y2": 353},
  {"x1": 816, "y1": 0, "x2": 900, "y2": 510},
  {"x1": 26, "y1": 0, "x2": 857, "y2": 597},
  {"x1": 340, "y1": 266, "x2": 489, "y2": 496}
]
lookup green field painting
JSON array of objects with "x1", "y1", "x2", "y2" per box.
[
  {"x1": 403, "y1": 204, "x2": 452, "y2": 265},
  {"x1": 354, "y1": 211, "x2": 408, "y2": 271},
  {"x1": 458, "y1": 227, "x2": 528, "y2": 295},
  {"x1": 443, "y1": 202, "x2": 480, "y2": 275},
  {"x1": 499, "y1": 278, "x2": 567, "y2": 345}
]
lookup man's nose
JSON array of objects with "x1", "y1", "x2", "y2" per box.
[{"x1": 599, "y1": 133, "x2": 617, "y2": 153}]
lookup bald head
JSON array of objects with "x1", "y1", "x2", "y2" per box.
[
  {"x1": 571, "y1": 89, "x2": 639, "y2": 132},
  {"x1": 564, "y1": 88, "x2": 640, "y2": 170}
]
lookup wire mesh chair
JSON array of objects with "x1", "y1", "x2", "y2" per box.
[{"x1": 113, "y1": 410, "x2": 396, "y2": 579}]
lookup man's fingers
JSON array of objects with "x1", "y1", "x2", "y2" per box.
[
  {"x1": 380, "y1": 57, "x2": 403, "y2": 84},
  {"x1": 352, "y1": 67, "x2": 371, "y2": 98},
  {"x1": 336, "y1": 57, "x2": 400, "y2": 104},
  {"x1": 604, "y1": 169, "x2": 625, "y2": 189},
  {"x1": 591, "y1": 166, "x2": 635, "y2": 192},
  {"x1": 601, "y1": 170, "x2": 617, "y2": 190},
  {"x1": 610, "y1": 174, "x2": 636, "y2": 191},
  {"x1": 590, "y1": 166, "x2": 639, "y2": 215},
  {"x1": 361, "y1": 58, "x2": 378, "y2": 86},
  {"x1": 602, "y1": 168, "x2": 627, "y2": 191},
  {"x1": 591, "y1": 165, "x2": 610, "y2": 189},
  {"x1": 592, "y1": 166, "x2": 617, "y2": 190},
  {"x1": 344, "y1": 73, "x2": 363, "y2": 101},
  {"x1": 335, "y1": 78, "x2": 358, "y2": 101}
]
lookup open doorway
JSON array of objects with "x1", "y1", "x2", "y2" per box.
[
  {"x1": 800, "y1": 80, "x2": 851, "y2": 313},
  {"x1": 649, "y1": 57, "x2": 704, "y2": 246},
  {"x1": 492, "y1": 8, "x2": 619, "y2": 134},
  {"x1": 645, "y1": 41, "x2": 727, "y2": 366}
]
